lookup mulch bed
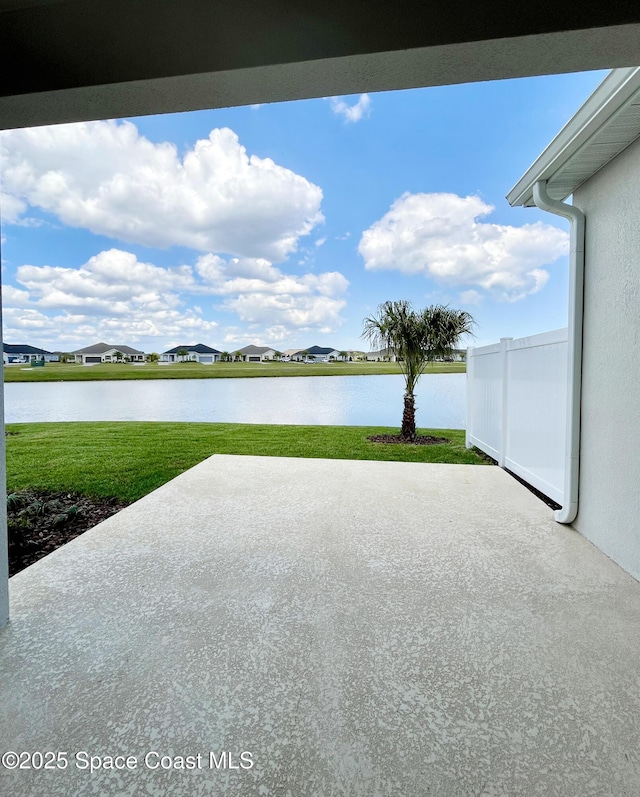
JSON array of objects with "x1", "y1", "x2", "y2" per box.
[
  {"x1": 8, "y1": 491, "x2": 130, "y2": 577},
  {"x1": 367, "y1": 434, "x2": 450, "y2": 445}
]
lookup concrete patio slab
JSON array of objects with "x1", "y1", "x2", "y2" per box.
[{"x1": 1, "y1": 455, "x2": 640, "y2": 796}]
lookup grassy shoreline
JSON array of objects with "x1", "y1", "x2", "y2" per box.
[
  {"x1": 6, "y1": 421, "x2": 487, "y2": 502},
  {"x1": 4, "y1": 360, "x2": 465, "y2": 382}
]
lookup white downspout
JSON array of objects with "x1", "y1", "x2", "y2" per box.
[{"x1": 532, "y1": 180, "x2": 585, "y2": 524}]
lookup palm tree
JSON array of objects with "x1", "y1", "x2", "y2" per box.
[
  {"x1": 362, "y1": 301, "x2": 474, "y2": 441},
  {"x1": 338, "y1": 350, "x2": 348, "y2": 362},
  {"x1": 176, "y1": 347, "x2": 189, "y2": 362}
]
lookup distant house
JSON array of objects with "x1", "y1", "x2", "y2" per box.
[
  {"x1": 289, "y1": 346, "x2": 340, "y2": 362},
  {"x1": 366, "y1": 348, "x2": 397, "y2": 362},
  {"x1": 237, "y1": 345, "x2": 276, "y2": 362},
  {"x1": 71, "y1": 342, "x2": 145, "y2": 364},
  {"x1": 282, "y1": 348, "x2": 305, "y2": 361},
  {"x1": 365, "y1": 347, "x2": 463, "y2": 362},
  {"x1": 160, "y1": 344, "x2": 222, "y2": 364},
  {"x1": 304, "y1": 346, "x2": 340, "y2": 362},
  {"x1": 449, "y1": 349, "x2": 466, "y2": 362},
  {"x1": 3, "y1": 344, "x2": 55, "y2": 364}
]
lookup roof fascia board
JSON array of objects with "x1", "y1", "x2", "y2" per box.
[{"x1": 507, "y1": 66, "x2": 640, "y2": 207}]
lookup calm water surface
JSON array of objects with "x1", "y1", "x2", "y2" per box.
[{"x1": 4, "y1": 374, "x2": 466, "y2": 429}]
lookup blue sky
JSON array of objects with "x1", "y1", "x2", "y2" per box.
[{"x1": 0, "y1": 69, "x2": 607, "y2": 353}]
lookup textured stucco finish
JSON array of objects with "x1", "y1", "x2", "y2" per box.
[
  {"x1": 573, "y1": 135, "x2": 640, "y2": 580},
  {"x1": 1, "y1": 455, "x2": 640, "y2": 796},
  {"x1": 2, "y1": 25, "x2": 640, "y2": 130}
]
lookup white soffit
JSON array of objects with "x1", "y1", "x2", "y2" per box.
[{"x1": 507, "y1": 67, "x2": 640, "y2": 207}]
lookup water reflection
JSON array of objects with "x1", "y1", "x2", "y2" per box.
[{"x1": 5, "y1": 374, "x2": 466, "y2": 429}]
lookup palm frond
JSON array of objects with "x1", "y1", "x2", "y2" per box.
[{"x1": 362, "y1": 300, "x2": 475, "y2": 399}]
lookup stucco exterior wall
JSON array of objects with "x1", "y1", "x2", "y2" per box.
[{"x1": 573, "y1": 134, "x2": 640, "y2": 579}]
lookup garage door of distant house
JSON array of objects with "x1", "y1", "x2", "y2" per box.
[
  {"x1": 248, "y1": 357, "x2": 260, "y2": 362},
  {"x1": 200, "y1": 356, "x2": 213, "y2": 363},
  {"x1": 86, "y1": 357, "x2": 101, "y2": 363}
]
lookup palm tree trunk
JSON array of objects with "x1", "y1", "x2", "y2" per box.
[{"x1": 401, "y1": 392, "x2": 417, "y2": 441}]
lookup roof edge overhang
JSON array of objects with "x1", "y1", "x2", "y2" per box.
[{"x1": 507, "y1": 66, "x2": 640, "y2": 207}]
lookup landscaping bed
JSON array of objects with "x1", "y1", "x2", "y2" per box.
[
  {"x1": 8, "y1": 491, "x2": 129, "y2": 576},
  {"x1": 368, "y1": 434, "x2": 450, "y2": 445}
]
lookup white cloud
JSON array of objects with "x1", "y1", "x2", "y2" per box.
[
  {"x1": 459, "y1": 289, "x2": 483, "y2": 306},
  {"x1": 16, "y1": 249, "x2": 194, "y2": 315},
  {"x1": 1, "y1": 304, "x2": 219, "y2": 350},
  {"x1": 315, "y1": 237, "x2": 327, "y2": 247},
  {"x1": 222, "y1": 293, "x2": 345, "y2": 330},
  {"x1": 329, "y1": 94, "x2": 371, "y2": 123},
  {"x1": 195, "y1": 253, "x2": 348, "y2": 298},
  {"x1": 0, "y1": 192, "x2": 27, "y2": 223},
  {"x1": 3, "y1": 307, "x2": 53, "y2": 332},
  {"x1": 3, "y1": 249, "x2": 216, "y2": 347},
  {"x1": 261, "y1": 325, "x2": 293, "y2": 343},
  {"x1": 195, "y1": 253, "x2": 348, "y2": 331},
  {"x1": 3, "y1": 248, "x2": 349, "y2": 347},
  {"x1": 358, "y1": 192, "x2": 569, "y2": 302},
  {"x1": 2, "y1": 284, "x2": 31, "y2": 307},
  {"x1": 1, "y1": 121, "x2": 323, "y2": 261}
]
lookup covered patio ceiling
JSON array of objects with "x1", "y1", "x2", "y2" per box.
[{"x1": 1, "y1": 1, "x2": 640, "y2": 128}]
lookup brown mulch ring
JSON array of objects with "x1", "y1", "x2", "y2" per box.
[
  {"x1": 8, "y1": 491, "x2": 130, "y2": 577},
  {"x1": 367, "y1": 434, "x2": 450, "y2": 445}
]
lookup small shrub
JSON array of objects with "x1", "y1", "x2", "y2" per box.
[
  {"x1": 52, "y1": 505, "x2": 81, "y2": 526},
  {"x1": 26, "y1": 498, "x2": 64, "y2": 516},
  {"x1": 6, "y1": 492, "x2": 27, "y2": 511}
]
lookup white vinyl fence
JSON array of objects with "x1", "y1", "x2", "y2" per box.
[{"x1": 466, "y1": 328, "x2": 568, "y2": 505}]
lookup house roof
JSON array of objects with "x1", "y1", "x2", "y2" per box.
[
  {"x1": 367, "y1": 347, "x2": 395, "y2": 357},
  {"x1": 3, "y1": 343, "x2": 51, "y2": 355},
  {"x1": 305, "y1": 346, "x2": 337, "y2": 355},
  {"x1": 163, "y1": 343, "x2": 221, "y2": 355},
  {"x1": 507, "y1": 67, "x2": 640, "y2": 208},
  {"x1": 72, "y1": 342, "x2": 145, "y2": 355},
  {"x1": 238, "y1": 345, "x2": 274, "y2": 354},
  {"x1": 283, "y1": 349, "x2": 304, "y2": 356}
]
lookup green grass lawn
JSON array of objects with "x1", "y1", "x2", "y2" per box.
[
  {"x1": 6, "y1": 422, "x2": 489, "y2": 502},
  {"x1": 4, "y1": 360, "x2": 465, "y2": 382}
]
